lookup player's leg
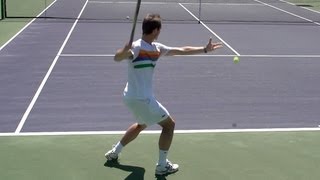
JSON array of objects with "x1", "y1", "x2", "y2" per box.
[
  {"x1": 156, "y1": 116, "x2": 179, "y2": 175},
  {"x1": 158, "y1": 116, "x2": 175, "y2": 151},
  {"x1": 121, "y1": 123, "x2": 147, "y2": 146},
  {"x1": 105, "y1": 97, "x2": 148, "y2": 161},
  {"x1": 105, "y1": 123, "x2": 146, "y2": 161}
]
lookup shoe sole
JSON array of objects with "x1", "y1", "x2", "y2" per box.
[
  {"x1": 106, "y1": 157, "x2": 118, "y2": 162},
  {"x1": 155, "y1": 169, "x2": 179, "y2": 176}
]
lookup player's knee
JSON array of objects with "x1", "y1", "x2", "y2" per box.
[
  {"x1": 167, "y1": 121, "x2": 175, "y2": 131},
  {"x1": 169, "y1": 118, "x2": 175, "y2": 129},
  {"x1": 137, "y1": 124, "x2": 147, "y2": 131},
  {"x1": 159, "y1": 116, "x2": 175, "y2": 130}
]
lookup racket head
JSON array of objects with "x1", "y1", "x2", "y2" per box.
[{"x1": 129, "y1": 0, "x2": 142, "y2": 44}]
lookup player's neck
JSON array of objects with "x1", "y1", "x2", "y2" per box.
[{"x1": 142, "y1": 35, "x2": 155, "y2": 45}]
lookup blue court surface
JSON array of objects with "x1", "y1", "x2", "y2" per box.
[{"x1": 1, "y1": 0, "x2": 320, "y2": 135}]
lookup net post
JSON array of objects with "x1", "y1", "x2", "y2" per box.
[
  {"x1": 0, "y1": 0, "x2": 4, "y2": 19},
  {"x1": 198, "y1": 0, "x2": 202, "y2": 24},
  {"x1": 3, "y1": 0, "x2": 6, "y2": 18}
]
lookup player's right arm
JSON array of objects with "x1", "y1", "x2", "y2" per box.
[
  {"x1": 114, "y1": 43, "x2": 133, "y2": 62},
  {"x1": 165, "y1": 38, "x2": 222, "y2": 56}
]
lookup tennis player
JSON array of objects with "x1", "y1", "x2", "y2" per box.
[{"x1": 105, "y1": 13, "x2": 223, "y2": 176}]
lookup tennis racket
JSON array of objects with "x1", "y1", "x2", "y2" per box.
[{"x1": 129, "y1": 0, "x2": 142, "y2": 44}]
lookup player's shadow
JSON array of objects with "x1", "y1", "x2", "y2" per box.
[
  {"x1": 104, "y1": 161, "x2": 146, "y2": 180},
  {"x1": 155, "y1": 174, "x2": 168, "y2": 180}
]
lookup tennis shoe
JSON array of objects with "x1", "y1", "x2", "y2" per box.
[
  {"x1": 155, "y1": 159, "x2": 179, "y2": 176},
  {"x1": 105, "y1": 147, "x2": 119, "y2": 161}
]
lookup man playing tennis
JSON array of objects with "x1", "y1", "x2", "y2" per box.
[{"x1": 105, "y1": 13, "x2": 223, "y2": 176}]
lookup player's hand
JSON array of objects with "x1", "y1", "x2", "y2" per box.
[
  {"x1": 205, "y1": 37, "x2": 223, "y2": 52},
  {"x1": 123, "y1": 42, "x2": 133, "y2": 52},
  {"x1": 114, "y1": 42, "x2": 133, "y2": 61}
]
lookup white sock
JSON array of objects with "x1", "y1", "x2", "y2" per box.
[
  {"x1": 113, "y1": 141, "x2": 123, "y2": 154},
  {"x1": 158, "y1": 150, "x2": 168, "y2": 166}
]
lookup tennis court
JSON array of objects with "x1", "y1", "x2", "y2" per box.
[{"x1": 0, "y1": 0, "x2": 320, "y2": 179}]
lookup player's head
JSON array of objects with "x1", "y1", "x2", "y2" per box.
[{"x1": 142, "y1": 14, "x2": 162, "y2": 36}]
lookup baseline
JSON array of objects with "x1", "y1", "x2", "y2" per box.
[
  {"x1": 59, "y1": 54, "x2": 320, "y2": 58},
  {"x1": 1, "y1": 127, "x2": 320, "y2": 137}
]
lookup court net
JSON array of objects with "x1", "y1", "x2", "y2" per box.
[
  {"x1": 0, "y1": 0, "x2": 5, "y2": 20},
  {"x1": 2, "y1": 0, "x2": 320, "y2": 24}
]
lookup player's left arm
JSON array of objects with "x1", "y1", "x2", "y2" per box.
[{"x1": 165, "y1": 38, "x2": 223, "y2": 56}]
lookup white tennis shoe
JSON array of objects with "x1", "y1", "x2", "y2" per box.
[
  {"x1": 105, "y1": 147, "x2": 119, "y2": 161},
  {"x1": 155, "y1": 159, "x2": 179, "y2": 175}
]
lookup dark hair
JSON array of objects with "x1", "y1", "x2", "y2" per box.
[{"x1": 142, "y1": 14, "x2": 162, "y2": 35}]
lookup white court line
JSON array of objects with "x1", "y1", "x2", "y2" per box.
[
  {"x1": 255, "y1": 0, "x2": 320, "y2": 26},
  {"x1": 59, "y1": 54, "x2": 320, "y2": 58},
  {"x1": 238, "y1": 54, "x2": 320, "y2": 58},
  {"x1": 59, "y1": 54, "x2": 234, "y2": 57},
  {"x1": 179, "y1": 3, "x2": 240, "y2": 56},
  {"x1": 0, "y1": 0, "x2": 57, "y2": 51},
  {"x1": 89, "y1": 1, "x2": 180, "y2": 4},
  {"x1": 14, "y1": 0, "x2": 90, "y2": 134},
  {"x1": 89, "y1": 1, "x2": 263, "y2": 6},
  {"x1": 196, "y1": 3, "x2": 263, "y2": 6},
  {"x1": 1, "y1": 127, "x2": 320, "y2": 137},
  {"x1": 299, "y1": 6, "x2": 320, "y2": 15}
]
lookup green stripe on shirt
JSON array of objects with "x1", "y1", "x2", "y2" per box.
[{"x1": 134, "y1": 64, "x2": 155, "y2": 69}]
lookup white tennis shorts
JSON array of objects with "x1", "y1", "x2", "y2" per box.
[{"x1": 123, "y1": 97, "x2": 170, "y2": 126}]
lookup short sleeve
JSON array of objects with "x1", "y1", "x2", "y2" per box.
[
  {"x1": 155, "y1": 42, "x2": 173, "y2": 56},
  {"x1": 130, "y1": 42, "x2": 141, "y2": 60}
]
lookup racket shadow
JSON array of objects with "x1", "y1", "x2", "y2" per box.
[{"x1": 104, "y1": 160, "x2": 146, "y2": 180}]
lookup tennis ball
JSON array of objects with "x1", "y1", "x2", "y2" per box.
[{"x1": 233, "y1": 56, "x2": 239, "y2": 64}]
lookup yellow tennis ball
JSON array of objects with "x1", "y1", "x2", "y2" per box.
[{"x1": 233, "y1": 56, "x2": 239, "y2": 64}]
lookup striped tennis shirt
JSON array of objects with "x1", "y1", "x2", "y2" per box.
[{"x1": 123, "y1": 39, "x2": 172, "y2": 99}]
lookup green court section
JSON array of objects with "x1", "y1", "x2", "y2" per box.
[
  {"x1": 288, "y1": 0, "x2": 320, "y2": 10},
  {"x1": 5, "y1": 0, "x2": 54, "y2": 18},
  {"x1": 0, "y1": 0, "x2": 54, "y2": 47},
  {"x1": 0, "y1": 20, "x2": 29, "y2": 47},
  {"x1": 0, "y1": 131, "x2": 320, "y2": 180}
]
